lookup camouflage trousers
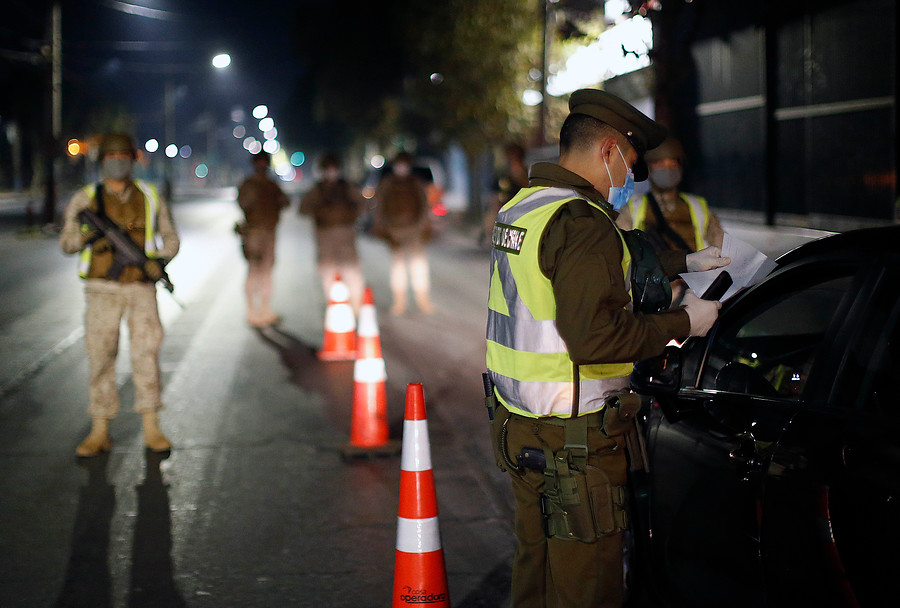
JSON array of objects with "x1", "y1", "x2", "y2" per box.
[
  {"x1": 316, "y1": 224, "x2": 364, "y2": 312},
  {"x1": 83, "y1": 279, "x2": 164, "y2": 418}
]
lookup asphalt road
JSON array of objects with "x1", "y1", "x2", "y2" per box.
[
  {"x1": 0, "y1": 191, "x2": 827, "y2": 608},
  {"x1": 0, "y1": 195, "x2": 512, "y2": 608}
]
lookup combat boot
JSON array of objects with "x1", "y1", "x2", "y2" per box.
[
  {"x1": 76, "y1": 418, "x2": 112, "y2": 457},
  {"x1": 142, "y1": 411, "x2": 172, "y2": 452}
]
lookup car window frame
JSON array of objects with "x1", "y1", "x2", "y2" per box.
[{"x1": 689, "y1": 257, "x2": 867, "y2": 408}]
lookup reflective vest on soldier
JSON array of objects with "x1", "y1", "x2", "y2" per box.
[
  {"x1": 486, "y1": 187, "x2": 633, "y2": 419},
  {"x1": 628, "y1": 192, "x2": 710, "y2": 251},
  {"x1": 78, "y1": 180, "x2": 163, "y2": 278}
]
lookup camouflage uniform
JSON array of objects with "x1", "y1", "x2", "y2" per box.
[{"x1": 60, "y1": 181, "x2": 179, "y2": 419}]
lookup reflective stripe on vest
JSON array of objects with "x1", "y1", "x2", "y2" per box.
[
  {"x1": 486, "y1": 187, "x2": 633, "y2": 419},
  {"x1": 630, "y1": 192, "x2": 710, "y2": 251},
  {"x1": 78, "y1": 180, "x2": 163, "y2": 278}
]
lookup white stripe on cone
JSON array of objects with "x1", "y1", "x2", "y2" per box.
[
  {"x1": 396, "y1": 516, "x2": 442, "y2": 553},
  {"x1": 357, "y1": 303, "x2": 379, "y2": 337},
  {"x1": 400, "y1": 419, "x2": 432, "y2": 472},
  {"x1": 354, "y1": 358, "x2": 386, "y2": 382},
  {"x1": 325, "y1": 302, "x2": 355, "y2": 333}
]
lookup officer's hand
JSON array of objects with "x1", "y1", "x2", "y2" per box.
[
  {"x1": 686, "y1": 246, "x2": 731, "y2": 273},
  {"x1": 682, "y1": 290, "x2": 721, "y2": 337},
  {"x1": 144, "y1": 259, "x2": 164, "y2": 281}
]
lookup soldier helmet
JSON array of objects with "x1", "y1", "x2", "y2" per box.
[
  {"x1": 645, "y1": 137, "x2": 685, "y2": 165},
  {"x1": 98, "y1": 133, "x2": 137, "y2": 160}
]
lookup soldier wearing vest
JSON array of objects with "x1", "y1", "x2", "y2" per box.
[
  {"x1": 60, "y1": 133, "x2": 179, "y2": 457},
  {"x1": 617, "y1": 136, "x2": 724, "y2": 252},
  {"x1": 486, "y1": 90, "x2": 730, "y2": 607}
]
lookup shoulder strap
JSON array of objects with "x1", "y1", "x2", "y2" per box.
[
  {"x1": 94, "y1": 183, "x2": 107, "y2": 217},
  {"x1": 646, "y1": 191, "x2": 693, "y2": 252},
  {"x1": 565, "y1": 198, "x2": 594, "y2": 219}
]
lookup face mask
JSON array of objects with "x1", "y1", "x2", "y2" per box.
[
  {"x1": 650, "y1": 166, "x2": 682, "y2": 190},
  {"x1": 604, "y1": 145, "x2": 634, "y2": 211},
  {"x1": 102, "y1": 157, "x2": 133, "y2": 181}
]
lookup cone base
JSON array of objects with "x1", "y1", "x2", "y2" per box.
[
  {"x1": 393, "y1": 550, "x2": 450, "y2": 607},
  {"x1": 340, "y1": 440, "x2": 402, "y2": 461}
]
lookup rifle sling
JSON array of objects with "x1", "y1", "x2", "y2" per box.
[{"x1": 646, "y1": 191, "x2": 694, "y2": 253}]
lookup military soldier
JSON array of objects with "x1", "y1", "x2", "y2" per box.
[
  {"x1": 617, "y1": 136, "x2": 725, "y2": 252},
  {"x1": 373, "y1": 152, "x2": 434, "y2": 315},
  {"x1": 60, "y1": 133, "x2": 179, "y2": 457},
  {"x1": 485, "y1": 90, "x2": 730, "y2": 607},
  {"x1": 237, "y1": 151, "x2": 290, "y2": 327},
  {"x1": 299, "y1": 153, "x2": 367, "y2": 312}
]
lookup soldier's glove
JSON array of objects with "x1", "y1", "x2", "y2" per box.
[{"x1": 144, "y1": 259, "x2": 165, "y2": 281}]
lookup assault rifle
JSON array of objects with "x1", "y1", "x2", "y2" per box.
[{"x1": 78, "y1": 208, "x2": 176, "y2": 294}]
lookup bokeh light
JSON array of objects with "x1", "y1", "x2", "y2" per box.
[{"x1": 144, "y1": 139, "x2": 159, "y2": 153}]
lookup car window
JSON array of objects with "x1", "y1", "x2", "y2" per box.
[
  {"x1": 852, "y1": 293, "x2": 900, "y2": 419},
  {"x1": 700, "y1": 274, "x2": 854, "y2": 399}
]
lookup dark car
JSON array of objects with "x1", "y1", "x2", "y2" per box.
[{"x1": 627, "y1": 225, "x2": 900, "y2": 608}]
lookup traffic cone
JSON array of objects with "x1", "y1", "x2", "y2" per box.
[
  {"x1": 341, "y1": 287, "x2": 400, "y2": 459},
  {"x1": 318, "y1": 274, "x2": 356, "y2": 361},
  {"x1": 392, "y1": 383, "x2": 450, "y2": 608}
]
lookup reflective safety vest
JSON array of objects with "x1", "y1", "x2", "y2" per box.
[
  {"x1": 628, "y1": 192, "x2": 710, "y2": 251},
  {"x1": 78, "y1": 180, "x2": 164, "y2": 278},
  {"x1": 486, "y1": 187, "x2": 633, "y2": 419}
]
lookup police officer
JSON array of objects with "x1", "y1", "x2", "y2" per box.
[
  {"x1": 60, "y1": 133, "x2": 179, "y2": 457},
  {"x1": 486, "y1": 90, "x2": 729, "y2": 607},
  {"x1": 617, "y1": 136, "x2": 724, "y2": 252}
]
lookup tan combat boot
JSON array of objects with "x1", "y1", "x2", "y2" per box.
[
  {"x1": 76, "y1": 418, "x2": 112, "y2": 457},
  {"x1": 142, "y1": 411, "x2": 172, "y2": 452}
]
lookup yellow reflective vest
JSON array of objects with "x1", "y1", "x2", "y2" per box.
[
  {"x1": 486, "y1": 187, "x2": 633, "y2": 418},
  {"x1": 78, "y1": 180, "x2": 164, "y2": 278},
  {"x1": 628, "y1": 192, "x2": 710, "y2": 251}
]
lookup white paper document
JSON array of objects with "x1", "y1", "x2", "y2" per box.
[{"x1": 679, "y1": 233, "x2": 777, "y2": 301}]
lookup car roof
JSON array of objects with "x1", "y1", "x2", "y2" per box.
[{"x1": 775, "y1": 225, "x2": 900, "y2": 266}]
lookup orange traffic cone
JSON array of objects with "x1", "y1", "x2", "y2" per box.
[
  {"x1": 318, "y1": 274, "x2": 356, "y2": 361},
  {"x1": 392, "y1": 383, "x2": 450, "y2": 608},
  {"x1": 341, "y1": 287, "x2": 400, "y2": 459}
]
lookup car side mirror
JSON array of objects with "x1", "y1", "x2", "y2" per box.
[{"x1": 631, "y1": 344, "x2": 683, "y2": 395}]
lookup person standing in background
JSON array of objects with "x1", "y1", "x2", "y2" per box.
[
  {"x1": 617, "y1": 136, "x2": 724, "y2": 252},
  {"x1": 373, "y1": 152, "x2": 434, "y2": 315},
  {"x1": 237, "y1": 151, "x2": 289, "y2": 328},
  {"x1": 299, "y1": 153, "x2": 367, "y2": 311}
]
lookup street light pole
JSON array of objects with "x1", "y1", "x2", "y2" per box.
[
  {"x1": 163, "y1": 77, "x2": 175, "y2": 201},
  {"x1": 42, "y1": 1, "x2": 62, "y2": 226}
]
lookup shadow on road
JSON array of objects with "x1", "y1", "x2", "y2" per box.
[
  {"x1": 129, "y1": 450, "x2": 187, "y2": 608},
  {"x1": 53, "y1": 451, "x2": 188, "y2": 608},
  {"x1": 54, "y1": 454, "x2": 115, "y2": 608}
]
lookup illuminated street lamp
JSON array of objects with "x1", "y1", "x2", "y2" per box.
[{"x1": 212, "y1": 53, "x2": 231, "y2": 69}]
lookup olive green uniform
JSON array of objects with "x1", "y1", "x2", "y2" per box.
[
  {"x1": 495, "y1": 163, "x2": 689, "y2": 608},
  {"x1": 299, "y1": 179, "x2": 366, "y2": 311}
]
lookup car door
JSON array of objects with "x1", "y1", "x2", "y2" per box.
[
  {"x1": 761, "y1": 257, "x2": 900, "y2": 608},
  {"x1": 642, "y1": 258, "x2": 865, "y2": 608}
]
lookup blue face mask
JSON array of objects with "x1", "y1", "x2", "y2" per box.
[{"x1": 604, "y1": 145, "x2": 634, "y2": 211}]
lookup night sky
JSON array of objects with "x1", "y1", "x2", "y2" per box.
[{"x1": 8, "y1": 0, "x2": 305, "y2": 152}]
